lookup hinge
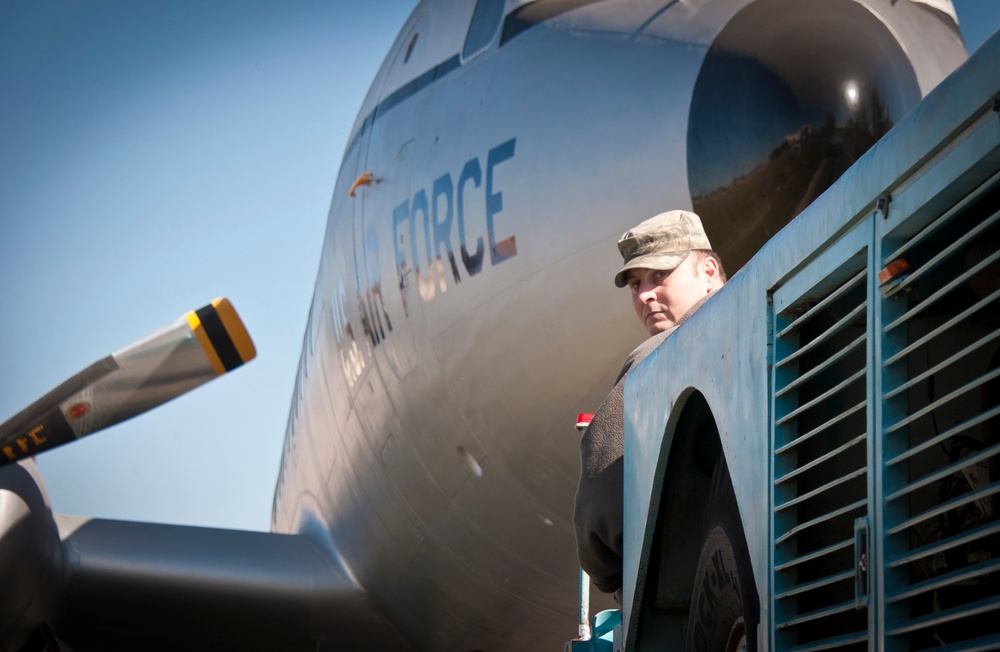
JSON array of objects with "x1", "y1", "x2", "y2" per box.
[
  {"x1": 877, "y1": 193, "x2": 892, "y2": 219},
  {"x1": 854, "y1": 517, "x2": 870, "y2": 608}
]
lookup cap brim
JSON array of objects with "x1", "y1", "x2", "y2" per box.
[{"x1": 614, "y1": 251, "x2": 691, "y2": 287}]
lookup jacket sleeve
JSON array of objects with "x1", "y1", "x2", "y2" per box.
[
  {"x1": 573, "y1": 329, "x2": 673, "y2": 596},
  {"x1": 573, "y1": 358, "x2": 631, "y2": 595}
]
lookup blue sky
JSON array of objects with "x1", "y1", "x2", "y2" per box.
[
  {"x1": 0, "y1": 1, "x2": 416, "y2": 531},
  {"x1": 0, "y1": 1, "x2": 997, "y2": 532}
]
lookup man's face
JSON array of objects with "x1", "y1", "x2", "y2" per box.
[{"x1": 625, "y1": 253, "x2": 719, "y2": 336}]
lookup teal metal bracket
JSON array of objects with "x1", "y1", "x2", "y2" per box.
[{"x1": 564, "y1": 609, "x2": 622, "y2": 652}]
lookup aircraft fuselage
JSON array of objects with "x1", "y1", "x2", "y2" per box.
[{"x1": 270, "y1": 1, "x2": 967, "y2": 649}]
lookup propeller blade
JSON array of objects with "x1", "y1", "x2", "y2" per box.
[{"x1": 0, "y1": 298, "x2": 255, "y2": 466}]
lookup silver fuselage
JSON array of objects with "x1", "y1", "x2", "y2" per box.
[{"x1": 271, "y1": 1, "x2": 967, "y2": 649}]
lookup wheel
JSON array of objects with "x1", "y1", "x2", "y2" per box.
[{"x1": 685, "y1": 458, "x2": 759, "y2": 652}]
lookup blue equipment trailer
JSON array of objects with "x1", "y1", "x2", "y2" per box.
[{"x1": 618, "y1": 30, "x2": 1000, "y2": 652}]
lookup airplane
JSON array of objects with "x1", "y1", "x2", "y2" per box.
[{"x1": 0, "y1": 0, "x2": 973, "y2": 650}]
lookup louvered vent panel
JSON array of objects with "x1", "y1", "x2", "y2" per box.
[
  {"x1": 880, "y1": 175, "x2": 1000, "y2": 650},
  {"x1": 772, "y1": 257, "x2": 870, "y2": 651}
]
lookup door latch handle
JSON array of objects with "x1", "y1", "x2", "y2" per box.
[{"x1": 349, "y1": 172, "x2": 375, "y2": 197}]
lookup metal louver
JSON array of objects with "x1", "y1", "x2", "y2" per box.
[
  {"x1": 879, "y1": 173, "x2": 1000, "y2": 651},
  {"x1": 768, "y1": 166, "x2": 1000, "y2": 650},
  {"x1": 772, "y1": 247, "x2": 872, "y2": 651}
]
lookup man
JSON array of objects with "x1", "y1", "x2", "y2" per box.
[{"x1": 573, "y1": 209, "x2": 726, "y2": 601}]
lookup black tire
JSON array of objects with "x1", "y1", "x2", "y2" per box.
[{"x1": 684, "y1": 458, "x2": 759, "y2": 652}]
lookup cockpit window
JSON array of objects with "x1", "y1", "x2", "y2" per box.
[
  {"x1": 463, "y1": 0, "x2": 505, "y2": 60},
  {"x1": 404, "y1": 32, "x2": 419, "y2": 64}
]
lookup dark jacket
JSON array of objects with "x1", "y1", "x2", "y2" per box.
[{"x1": 573, "y1": 295, "x2": 712, "y2": 599}]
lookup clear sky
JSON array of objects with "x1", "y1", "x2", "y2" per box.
[
  {"x1": 0, "y1": 0, "x2": 416, "y2": 531},
  {"x1": 1, "y1": 1, "x2": 998, "y2": 533}
]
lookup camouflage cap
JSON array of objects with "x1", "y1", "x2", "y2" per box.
[{"x1": 614, "y1": 210, "x2": 712, "y2": 287}]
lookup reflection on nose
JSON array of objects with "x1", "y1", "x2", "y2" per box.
[
  {"x1": 844, "y1": 80, "x2": 860, "y2": 109},
  {"x1": 687, "y1": 0, "x2": 921, "y2": 273}
]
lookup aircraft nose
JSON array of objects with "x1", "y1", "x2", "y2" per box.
[{"x1": 686, "y1": 0, "x2": 924, "y2": 272}]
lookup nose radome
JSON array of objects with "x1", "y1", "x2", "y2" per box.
[{"x1": 687, "y1": 0, "x2": 923, "y2": 273}]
